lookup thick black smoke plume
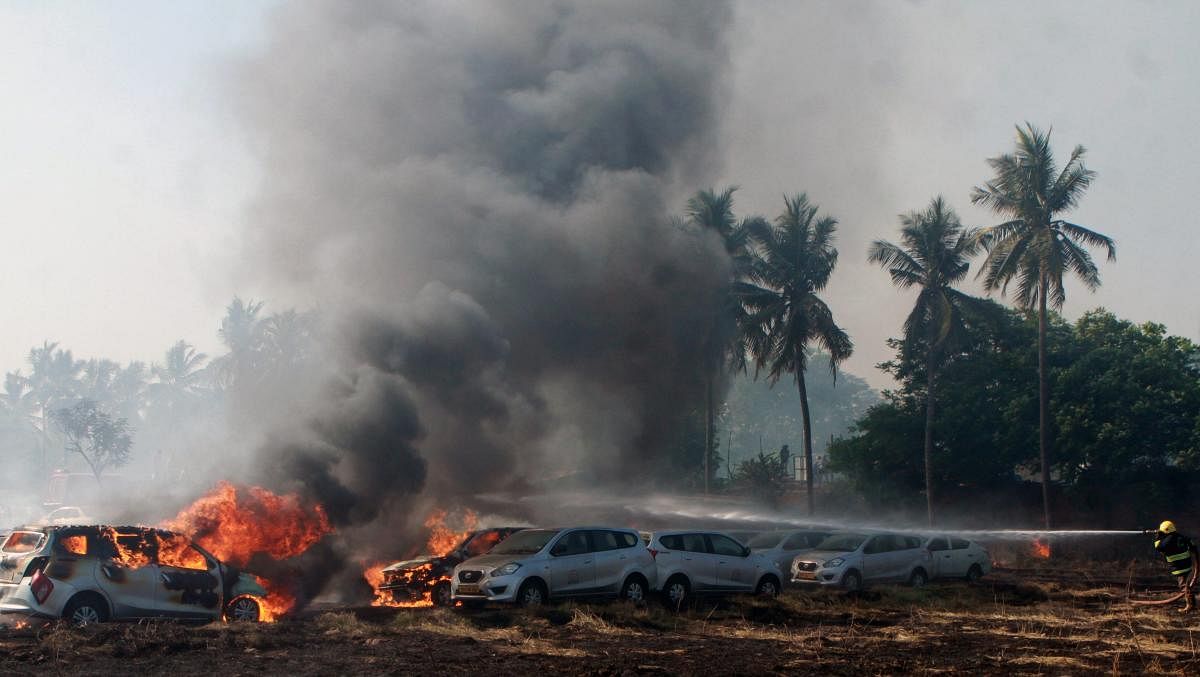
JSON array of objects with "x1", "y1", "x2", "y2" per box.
[{"x1": 234, "y1": 0, "x2": 734, "y2": 599}]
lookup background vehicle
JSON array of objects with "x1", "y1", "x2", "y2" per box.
[
  {"x1": 380, "y1": 527, "x2": 524, "y2": 606},
  {"x1": 747, "y1": 529, "x2": 831, "y2": 576},
  {"x1": 646, "y1": 530, "x2": 783, "y2": 609},
  {"x1": 791, "y1": 532, "x2": 931, "y2": 591},
  {"x1": 41, "y1": 506, "x2": 91, "y2": 525},
  {"x1": 923, "y1": 535, "x2": 991, "y2": 581},
  {"x1": 451, "y1": 527, "x2": 655, "y2": 607},
  {"x1": 0, "y1": 525, "x2": 267, "y2": 625}
]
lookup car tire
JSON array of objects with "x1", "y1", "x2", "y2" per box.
[
  {"x1": 966, "y1": 564, "x2": 983, "y2": 584},
  {"x1": 619, "y1": 575, "x2": 648, "y2": 604},
  {"x1": 662, "y1": 576, "x2": 690, "y2": 611},
  {"x1": 431, "y1": 582, "x2": 452, "y2": 607},
  {"x1": 516, "y1": 579, "x2": 547, "y2": 608},
  {"x1": 63, "y1": 593, "x2": 109, "y2": 627},
  {"x1": 225, "y1": 595, "x2": 261, "y2": 622},
  {"x1": 909, "y1": 568, "x2": 928, "y2": 588},
  {"x1": 841, "y1": 570, "x2": 862, "y2": 592},
  {"x1": 755, "y1": 576, "x2": 781, "y2": 598}
]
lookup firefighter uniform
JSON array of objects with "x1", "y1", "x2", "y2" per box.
[{"x1": 1154, "y1": 520, "x2": 1196, "y2": 612}]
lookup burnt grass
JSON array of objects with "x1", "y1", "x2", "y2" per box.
[{"x1": 3, "y1": 570, "x2": 1200, "y2": 675}]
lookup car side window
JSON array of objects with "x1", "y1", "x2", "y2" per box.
[
  {"x1": 550, "y1": 530, "x2": 590, "y2": 556},
  {"x1": 588, "y1": 531, "x2": 620, "y2": 552},
  {"x1": 781, "y1": 534, "x2": 809, "y2": 550},
  {"x1": 864, "y1": 536, "x2": 891, "y2": 554},
  {"x1": 950, "y1": 538, "x2": 970, "y2": 550},
  {"x1": 681, "y1": 533, "x2": 708, "y2": 553},
  {"x1": 710, "y1": 534, "x2": 746, "y2": 557},
  {"x1": 927, "y1": 537, "x2": 949, "y2": 552},
  {"x1": 660, "y1": 535, "x2": 683, "y2": 550},
  {"x1": 904, "y1": 536, "x2": 922, "y2": 550},
  {"x1": 617, "y1": 532, "x2": 638, "y2": 548}
]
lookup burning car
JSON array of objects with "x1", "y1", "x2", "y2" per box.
[
  {"x1": 378, "y1": 527, "x2": 524, "y2": 606},
  {"x1": 0, "y1": 525, "x2": 269, "y2": 625}
]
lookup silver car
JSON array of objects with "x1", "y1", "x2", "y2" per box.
[
  {"x1": 747, "y1": 529, "x2": 831, "y2": 575},
  {"x1": 645, "y1": 530, "x2": 783, "y2": 608},
  {"x1": 450, "y1": 527, "x2": 656, "y2": 607},
  {"x1": 922, "y1": 535, "x2": 991, "y2": 582},
  {"x1": 791, "y1": 532, "x2": 933, "y2": 590}
]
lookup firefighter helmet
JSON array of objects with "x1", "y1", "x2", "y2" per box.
[{"x1": 1160, "y1": 520, "x2": 1178, "y2": 534}]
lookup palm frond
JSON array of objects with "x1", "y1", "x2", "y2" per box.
[{"x1": 1056, "y1": 221, "x2": 1116, "y2": 262}]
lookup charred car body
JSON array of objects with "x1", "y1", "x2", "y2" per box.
[
  {"x1": 0, "y1": 525, "x2": 267, "y2": 625},
  {"x1": 380, "y1": 527, "x2": 524, "y2": 606}
]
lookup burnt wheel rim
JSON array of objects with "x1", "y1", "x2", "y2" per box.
[
  {"x1": 434, "y1": 584, "x2": 452, "y2": 606},
  {"x1": 623, "y1": 581, "x2": 645, "y2": 602},
  {"x1": 230, "y1": 597, "x2": 259, "y2": 621},
  {"x1": 71, "y1": 606, "x2": 100, "y2": 626}
]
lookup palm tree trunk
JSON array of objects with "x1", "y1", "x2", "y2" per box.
[
  {"x1": 704, "y1": 374, "x2": 713, "y2": 495},
  {"x1": 797, "y1": 373, "x2": 815, "y2": 515},
  {"x1": 1038, "y1": 272, "x2": 1052, "y2": 530},
  {"x1": 924, "y1": 347, "x2": 936, "y2": 528}
]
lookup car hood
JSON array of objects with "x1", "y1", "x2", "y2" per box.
[
  {"x1": 382, "y1": 556, "x2": 438, "y2": 573},
  {"x1": 458, "y1": 553, "x2": 524, "y2": 571},
  {"x1": 795, "y1": 550, "x2": 856, "y2": 564}
]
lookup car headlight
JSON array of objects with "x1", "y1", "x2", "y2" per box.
[
  {"x1": 824, "y1": 558, "x2": 845, "y2": 568},
  {"x1": 492, "y1": 562, "x2": 521, "y2": 577}
]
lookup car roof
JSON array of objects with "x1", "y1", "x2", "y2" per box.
[{"x1": 646, "y1": 529, "x2": 745, "y2": 537}]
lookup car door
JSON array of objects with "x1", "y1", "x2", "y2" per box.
[
  {"x1": 154, "y1": 533, "x2": 223, "y2": 620},
  {"x1": 949, "y1": 538, "x2": 977, "y2": 576},
  {"x1": 860, "y1": 536, "x2": 891, "y2": 583},
  {"x1": 548, "y1": 530, "x2": 595, "y2": 596},
  {"x1": 587, "y1": 530, "x2": 624, "y2": 594},
  {"x1": 709, "y1": 534, "x2": 754, "y2": 591},
  {"x1": 679, "y1": 533, "x2": 717, "y2": 590},
  {"x1": 926, "y1": 537, "x2": 952, "y2": 578},
  {"x1": 92, "y1": 530, "x2": 161, "y2": 618}
]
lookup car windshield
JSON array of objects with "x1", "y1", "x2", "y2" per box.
[
  {"x1": 2, "y1": 531, "x2": 45, "y2": 554},
  {"x1": 490, "y1": 529, "x2": 558, "y2": 555},
  {"x1": 815, "y1": 533, "x2": 868, "y2": 552},
  {"x1": 747, "y1": 532, "x2": 786, "y2": 549}
]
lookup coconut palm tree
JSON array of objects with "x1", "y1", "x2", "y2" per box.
[
  {"x1": 684, "y1": 187, "x2": 763, "y2": 492},
  {"x1": 212, "y1": 297, "x2": 266, "y2": 389},
  {"x1": 149, "y1": 341, "x2": 209, "y2": 414},
  {"x1": 869, "y1": 196, "x2": 984, "y2": 526},
  {"x1": 971, "y1": 123, "x2": 1116, "y2": 529},
  {"x1": 742, "y1": 194, "x2": 853, "y2": 514}
]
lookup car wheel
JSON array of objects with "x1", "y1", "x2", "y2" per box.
[
  {"x1": 909, "y1": 568, "x2": 928, "y2": 588},
  {"x1": 755, "y1": 576, "x2": 780, "y2": 597},
  {"x1": 841, "y1": 570, "x2": 862, "y2": 592},
  {"x1": 225, "y1": 596, "x2": 261, "y2": 622},
  {"x1": 63, "y1": 594, "x2": 109, "y2": 627},
  {"x1": 517, "y1": 580, "x2": 546, "y2": 608},
  {"x1": 620, "y1": 575, "x2": 647, "y2": 604},
  {"x1": 662, "y1": 576, "x2": 690, "y2": 611},
  {"x1": 431, "y1": 582, "x2": 452, "y2": 607},
  {"x1": 966, "y1": 564, "x2": 983, "y2": 583}
]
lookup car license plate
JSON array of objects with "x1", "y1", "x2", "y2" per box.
[
  {"x1": 457, "y1": 584, "x2": 480, "y2": 594},
  {"x1": 794, "y1": 571, "x2": 817, "y2": 581}
]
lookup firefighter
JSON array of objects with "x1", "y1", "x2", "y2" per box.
[{"x1": 1153, "y1": 520, "x2": 1198, "y2": 612}]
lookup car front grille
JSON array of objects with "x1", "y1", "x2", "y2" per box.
[
  {"x1": 458, "y1": 570, "x2": 483, "y2": 583},
  {"x1": 795, "y1": 562, "x2": 819, "y2": 572}
]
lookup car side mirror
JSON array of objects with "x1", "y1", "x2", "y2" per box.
[{"x1": 742, "y1": 546, "x2": 750, "y2": 558}]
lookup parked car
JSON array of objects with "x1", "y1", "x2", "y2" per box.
[
  {"x1": 0, "y1": 525, "x2": 268, "y2": 625},
  {"x1": 451, "y1": 527, "x2": 655, "y2": 607},
  {"x1": 791, "y1": 532, "x2": 932, "y2": 590},
  {"x1": 747, "y1": 529, "x2": 831, "y2": 575},
  {"x1": 379, "y1": 527, "x2": 525, "y2": 606},
  {"x1": 922, "y1": 535, "x2": 991, "y2": 582},
  {"x1": 41, "y1": 506, "x2": 91, "y2": 526},
  {"x1": 645, "y1": 530, "x2": 783, "y2": 609}
]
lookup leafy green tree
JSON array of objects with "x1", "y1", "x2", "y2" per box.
[
  {"x1": 868, "y1": 196, "x2": 983, "y2": 525},
  {"x1": 742, "y1": 194, "x2": 853, "y2": 514},
  {"x1": 733, "y1": 451, "x2": 787, "y2": 508},
  {"x1": 27, "y1": 341, "x2": 82, "y2": 472},
  {"x1": 51, "y1": 399, "x2": 133, "y2": 485},
  {"x1": 972, "y1": 124, "x2": 1116, "y2": 528}
]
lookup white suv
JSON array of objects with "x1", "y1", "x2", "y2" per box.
[
  {"x1": 645, "y1": 530, "x2": 783, "y2": 609},
  {"x1": 923, "y1": 535, "x2": 991, "y2": 582},
  {"x1": 451, "y1": 527, "x2": 655, "y2": 607},
  {"x1": 791, "y1": 532, "x2": 932, "y2": 590}
]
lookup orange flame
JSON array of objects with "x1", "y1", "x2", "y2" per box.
[
  {"x1": 162, "y1": 481, "x2": 334, "y2": 620},
  {"x1": 1031, "y1": 537, "x2": 1051, "y2": 559},
  {"x1": 365, "y1": 562, "x2": 436, "y2": 608},
  {"x1": 364, "y1": 509, "x2": 479, "y2": 608},
  {"x1": 61, "y1": 535, "x2": 87, "y2": 556},
  {"x1": 425, "y1": 508, "x2": 478, "y2": 557}
]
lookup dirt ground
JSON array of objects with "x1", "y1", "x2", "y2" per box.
[{"x1": 3, "y1": 568, "x2": 1200, "y2": 676}]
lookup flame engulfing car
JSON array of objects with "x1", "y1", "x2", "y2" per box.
[
  {"x1": 0, "y1": 525, "x2": 269, "y2": 625},
  {"x1": 379, "y1": 527, "x2": 525, "y2": 606}
]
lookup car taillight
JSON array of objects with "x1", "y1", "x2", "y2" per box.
[
  {"x1": 648, "y1": 548, "x2": 658, "y2": 560},
  {"x1": 30, "y1": 569, "x2": 53, "y2": 605}
]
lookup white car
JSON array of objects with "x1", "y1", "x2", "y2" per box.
[
  {"x1": 450, "y1": 527, "x2": 656, "y2": 607},
  {"x1": 791, "y1": 532, "x2": 932, "y2": 590},
  {"x1": 42, "y1": 506, "x2": 91, "y2": 526},
  {"x1": 645, "y1": 530, "x2": 783, "y2": 609},
  {"x1": 747, "y1": 529, "x2": 831, "y2": 576},
  {"x1": 923, "y1": 535, "x2": 991, "y2": 582}
]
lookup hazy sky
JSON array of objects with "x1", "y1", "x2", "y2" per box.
[{"x1": 2, "y1": 0, "x2": 1198, "y2": 388}]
